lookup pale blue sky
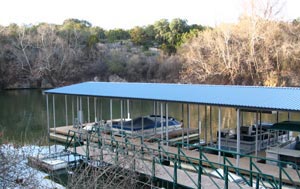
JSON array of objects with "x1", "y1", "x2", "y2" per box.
[{"x1": 1, "y1": 0, "x2": 299, "y2": 29}]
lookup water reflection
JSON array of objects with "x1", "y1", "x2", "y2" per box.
[
  {"x1": 1, "y1": 90, "x2": 300, "y2": 144},
  {"x1": 0, "y1": 90, "x2": 47, "y2": 144}
]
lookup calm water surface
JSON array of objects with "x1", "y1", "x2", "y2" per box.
[
  {"x1": 0, "y1": 90, "x2": 47, "y2": 144},
  {"x1": 1, "y1": 89, "x2": 299, "y2": 144}
]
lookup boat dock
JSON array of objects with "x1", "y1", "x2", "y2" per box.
[
  {"x1": 43, "y1": 82, "x2": 300, "y2": 188},
  {"x1": 69, "y1": 142, "x2": 252, "y2": 189}
]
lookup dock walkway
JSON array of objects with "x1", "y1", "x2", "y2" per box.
[
  {"x1": 70, "y1": 145, "x2": 252, "y2": 189},
  {"x1": 50, "y1": 125, "x2": 300, "y2": 188}
]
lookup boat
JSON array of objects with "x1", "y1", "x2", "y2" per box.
[
  {"x1": 215, "y1": 123, "x2": 289, "y2": 155},
  {"x1": 265, "y1": 121, "x2": 300, "y2": 168},
  {"x1": 104, "y1": 115, "x2": 182, "y2": 137}
]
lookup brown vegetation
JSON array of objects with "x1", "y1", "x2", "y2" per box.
[
  {"x1": 1, "y1": 5, "x2": 300, "y2": 88},
  {"x1": 179, "y1": 17, "x2": 300, "y2": 86}
]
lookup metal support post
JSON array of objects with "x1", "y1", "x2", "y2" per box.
[
  {"x1": 72, "y1": 97, "x2": 74, "y2": 126},
  {"x1": 218, "y1": 107, "x2": 222, "y2": 163},
  {"x1": 53, "y1": 95, "x2": 57, "y2": 152},
  {"x1": 166, "y1": 102, "x2": 169, "y2": 149},
  {"x1": 160, "y1": 103, "x2": 163, "y2": 142},
  {"x1": 236, "y1": 109, "x2": 240, "y2": 167},
  {"x1": 94, "y1": 97, "x2": 97, "y2": 122},
  {"x1": 87, "y1": 97, "x2": 90, "y2": 123},
  {"x1": 187, "y1": 104, "x2": 190, "y2": 148},
  {"x1": 46, "y1": 94, "x2": 50, "y2": 154},
  {"x1": 65, "y1": 95, "x2": 68, "y2": 126}
]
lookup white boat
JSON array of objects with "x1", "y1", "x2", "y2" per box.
[
  {"x1": 104, "y1": 115, "x2": 182, "y2": 137},
  {"x1": 216, "y1": 123, "x2": 289, "y2": 154},
  {"x1": 265, "y1": 121, "x2": 300, "y2": 168}
]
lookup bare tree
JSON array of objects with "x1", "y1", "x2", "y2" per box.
[
  {"x1": 241, "y1": 0, "x2": 286, "y2": 20},
  {"x1": 179, "y1": 0, "x2": 300, "y2": 86},
  {"x1": 67, "y1": 147, "x2": 153, "y2": 189},
  {"x1": 9, "y1": 26, "x2": 34, "y2": 75}
]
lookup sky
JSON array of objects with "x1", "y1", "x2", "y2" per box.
[{"x1": 1, "y1": 0, "x2": 300, "y2": 29}]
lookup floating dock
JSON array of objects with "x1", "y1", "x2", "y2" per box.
[{"x1": 28, "y1": 151, "x2": 82, "y2": 172}]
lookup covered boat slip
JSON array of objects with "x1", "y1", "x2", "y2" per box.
[
  {"x1": 44, "y1": 82, "x2": 300, "y2": 187},
  {"x1": 266, "y1": 121, "x2": 300, "y2": 167}
]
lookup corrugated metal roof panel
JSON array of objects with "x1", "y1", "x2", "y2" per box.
[{"x1": 44, "y1": 82, "x2": 300, "y2": 111}]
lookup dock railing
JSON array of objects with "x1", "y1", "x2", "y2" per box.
[
  {"x1": 63, "y1": 129, "x2": 300, "y2": 189},
  {"x1": 202, "y1": 144, "x2": 300, "y2": 189}
]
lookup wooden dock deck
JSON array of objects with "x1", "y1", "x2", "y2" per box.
[
  {"x1": 69, "y1": 145, "x2": 252, "y2": 189},
  {"x1": 50, "y1": 125, "x2": 300, "y2": 187}
]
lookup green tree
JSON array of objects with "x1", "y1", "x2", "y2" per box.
[
  {"x1": 90, "y1": 26, "x2": 106, "y2": 40},
  {"x1": 153, "y1": 19, "x2": 170, "y2": 44},
  {"x1": 130, "y1": 26, "x2": 145, "y2": 45},
  {"x1": 153, "y1": 18, "x2": 192, "y2": 54},
  {"x1": 129, "y1": 26, "x2": 155, "y2": 48},
  {"x1": 105, "y1": 29, "x2": 130, "y2": 43},
  {"x1": 58, "y1": 19, "x2": 92, "y2": 48}
]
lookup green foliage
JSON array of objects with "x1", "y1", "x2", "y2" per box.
[
  {"x1": 152, "y1": 18, "x2": 206, "y2": 54},
  {"x1": 105, "y1": 29, "x2": 130, "y2": 43},
  {"x1": 129, "y1": 26, "x2": 155, "y2": 48},
  {"x1": 130, "y1": 26, "x2": 145, "y2": 45},
  {"x1": 90, "y1": 26, "x2": 106, "y2": 41},
  {"x1": 106, "y1": 52, "x2": 126, "y2": 75},
  {"x1": 153, "y1": 19, "x2": 170, "y2": 44},
  {"x1": 88, "y1": 34, "x2": 100, "y2": 48},
  {"x1": 62, "y1": 18, "x2": 92, "y2": 29}
]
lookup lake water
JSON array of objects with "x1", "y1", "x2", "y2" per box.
[{"x1": 1, "y1": 89, "x2": 298, "y2": 144}]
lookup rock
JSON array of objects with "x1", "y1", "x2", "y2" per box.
[
  {"x1": 41, "y1": 79, "x2": 53, "y2": 89},
  {"x1": 94, "y1": 76, "x2": 100, "y2": 82},
  {"x1": 5, "y1": 80, "x2": 31, "y2": 89},
  {"x1": 108, "y1": 75, "x2": 127, "y2": 82}
]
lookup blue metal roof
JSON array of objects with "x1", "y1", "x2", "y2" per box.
[{"x1": 44, "y1": 82, "x2": 300, "y2": 111}]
